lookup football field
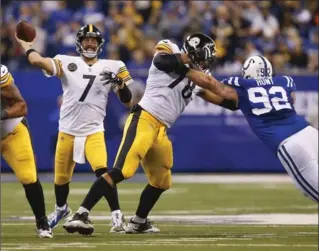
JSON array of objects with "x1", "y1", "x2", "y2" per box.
[{"x1": 1, "y1": 174, "x2": 318, "y2": 251}]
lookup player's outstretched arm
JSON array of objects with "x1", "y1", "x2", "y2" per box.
[
  {"x1": 1, "y1": 83, "x2": 27, "y2": 120},
  {"x1": 196, "y1": 89, "x2": 238, "y2": 111},
  {"x1": 15, "y1": 34, "x2": 59, "y2": 76},
  {"x1": 186, "y1": 69, "x2": 238, "y2": 103}
]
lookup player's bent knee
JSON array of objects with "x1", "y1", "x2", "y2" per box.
[
  {"x1": 18, "y1": 172, "x2": 37, "y2": 185},
  {"x1": 107, "y1": 168, "x2": 125, "y2": 184},
  {"x1": 149, "y1": 170, "x2": 172, "y2": 190},
  {"x1": 54, "y1": 174, "x2": 71, "y2": 185}
]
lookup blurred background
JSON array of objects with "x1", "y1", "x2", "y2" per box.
[{"x1": 1, "y1": 0, "x2": 318, "y2": 173}]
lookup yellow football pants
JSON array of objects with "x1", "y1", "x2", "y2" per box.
[
  {"x1": 54, "y1": 131, "x2": 107, "y2": 185},
  {"x1": 114, "y1": 106, "x2": 173, "y2": 190},
  {"x1": 1, "y1": 120, "x2": 37, "y2": 184}
]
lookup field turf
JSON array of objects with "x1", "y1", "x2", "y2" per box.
[{"x1": 1, "y1": 174, "x2": 318, "y2": 251}]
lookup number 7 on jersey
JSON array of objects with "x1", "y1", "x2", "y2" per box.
[{"x1": 79, "y1": 75, "x2": 96, "y2": 102}]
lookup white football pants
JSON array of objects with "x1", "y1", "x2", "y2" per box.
[{"x1": 277, "y1": 126, "x2": 318, "y2": 202}]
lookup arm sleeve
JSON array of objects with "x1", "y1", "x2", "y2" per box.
[
  {"x1": 153, "y1": 53, "x2": 189, "y2": 75},
  {"x1": 42, "y1": 55, "x2": 63, "y2": 78},
  {"x1": 112, "y1": 61, "x2": 134, "y2": 92}
]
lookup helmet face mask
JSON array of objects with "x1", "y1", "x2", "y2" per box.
[
  {"x1": 241, "y1": 55, "x2": 273, "y2": 79},
  {"x1": 76, "y1": 25, "x2": 105, "y2": 59},
  {"x1": 183, "y1": 33, "x2": 217, "y2": 70}
]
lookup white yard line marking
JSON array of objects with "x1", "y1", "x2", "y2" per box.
[{"x1": 8, "y1": 214, "x2": 318, "y2": 225}]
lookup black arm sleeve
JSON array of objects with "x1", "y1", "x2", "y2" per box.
[
  {"x1": 153, "y1": 53, "x2": 189, "y2": 75},
  {"x1": 118, "y1": 84, "x2": 132, "y2": 103},
  {"x1": 220, "y1": 99, "x2": 239, "y2": 111}
]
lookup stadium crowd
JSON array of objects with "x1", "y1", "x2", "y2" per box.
[{"x1": 1, "y1": 0, "x2": 318, "y2": 74}]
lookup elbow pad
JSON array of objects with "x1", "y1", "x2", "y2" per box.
[
  {"x1": 118, "y1": 84, "x2": 132, "y2": 103},
  {"x1": 220, "y1": 99, "x2": 238, "y2": 111},
  {"x1": 153, "y1": 53, "x2": 189, "y2": 75}
]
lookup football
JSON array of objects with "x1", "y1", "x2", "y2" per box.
[{"x1": 16, "y1": 20, "x2": 36, "y2": 42}]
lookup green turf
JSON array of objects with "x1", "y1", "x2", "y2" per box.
[{"x1": 1, "y1": 181, "x2": 318, "y2": 251}]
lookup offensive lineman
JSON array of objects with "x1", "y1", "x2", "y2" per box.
[
  {"x1": 1, "y1": 65, "x2": 52, "y2": 238},
  {"x1": 63, "y1": 33, "x2": 237, "y2": 235},
  {"x1": 15, "y1": 24, "x2": 133, "y2": 232}
]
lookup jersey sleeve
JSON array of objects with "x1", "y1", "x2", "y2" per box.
[
  {"x1": 155, "y1": 40, "x2": 174, "y2": 54},
  {"x1": 0, "y1": 65, "x2": 13, "y2": 88},
  {"x1": 42, "y1": 54, "x2": 63, "y2": 78},
  {"x1": 282, "y1": 75, "x2": 297, "y2": 92},
  {"x1": 221, "y1": 76, "x2": 241, "y2": 87},
  {"x1": 112, "y1": 61, "x2": 134, "y2": 92}
]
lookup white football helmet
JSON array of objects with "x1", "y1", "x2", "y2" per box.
[{"x1": 241, "y1": 55, "x2": 273, "y2": 79}]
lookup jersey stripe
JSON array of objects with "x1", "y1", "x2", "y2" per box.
[
  {"x1": 53, "y1": 59, "x2": 63, "y2": 77},
  {"x1": 155, "y1": 44, "x2": 173, "y2": 54},
  {"x1": 287, "y1": 76, "x2": 294, "y2": 87},
  {"x1": 233, "y1": 77, "x2": 240, "y2": 86},
  {"x1": 283, "y1": 76, "x2": 291, "y2": 87},
  {"x1": 0, "y1": 73, "x2": 13, "y2": 88}
]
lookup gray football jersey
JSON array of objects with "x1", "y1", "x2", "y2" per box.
[{"x1": 138, "y1": 40, "x2": 195, "y2": 127}]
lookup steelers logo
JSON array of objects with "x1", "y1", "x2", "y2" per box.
[{"x1": 68, "y1": 63, "x2": 77, "y2": 72}]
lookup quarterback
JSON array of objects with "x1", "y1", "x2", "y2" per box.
[
  {"x1": 63, "y1": 33, "x2": 237, "y2": 235},
  {"x1": 1, "y1": 65, "x2": 52, "y2": 238},
  {"x1": 15, "y1": 24, "x2": 133, "y2": 232}
]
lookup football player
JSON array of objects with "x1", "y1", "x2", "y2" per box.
[
  {"x1": 193, "y1": 55, "x2": 318, "y2": 202},
  {"x1": 1, "y1": 65, "x2": 52, "y2": 238},
  {"x1": 15, "y1": 24, "x2": 133, "y2": 232},
  {"x1": 62, "y1": 33, "x2": 237, "y2": 235}
]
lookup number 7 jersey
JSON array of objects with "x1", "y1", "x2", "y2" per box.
[
  {"x1": 222, "y1": 76, "x2": 309, "y2": 153},
  {"x1": 44, "y1": 55, "x2": 133, "y2": 136}
]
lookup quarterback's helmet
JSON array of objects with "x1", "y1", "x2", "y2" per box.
[
  {"x1": 241, "y1": 55, "x2": 273, "y2": 79},
  {"x1": 182, "y1": 33, "x2": 217, "y2": 70},
  {"x1": 76, "y1": 24, "x2": 105, "y2": 59}
]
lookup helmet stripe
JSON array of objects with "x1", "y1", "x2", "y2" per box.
[
  {"x1": 258, "y1": 56, "x2": 268, "y2": 77},
  {"x1": 89, "y1": 24, "x2": 93, "y2": 32}
]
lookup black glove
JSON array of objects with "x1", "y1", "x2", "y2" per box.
[{"x1": 100, "y1": 70, "x2": 123, "y2": 86}]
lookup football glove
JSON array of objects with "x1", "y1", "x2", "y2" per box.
[{"x1": 100, "y1": 70, "x2": 123, "y2": 86}]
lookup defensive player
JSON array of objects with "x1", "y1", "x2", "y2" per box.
[
  {"x1": 197, "y1": 55, "x2": 318, "y2": 202},
  {"x1": 1, "y1": 65, "x2": 52, "y2": 238},
  {"x1": 62, "y1": 33, "x2": 236, "y2": 235},
  {"x1": 15, "y1": 24, "x2": 133, "y2": 232}
]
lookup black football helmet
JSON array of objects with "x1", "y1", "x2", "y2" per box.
[
  {"x1": 76, "y1": 24, "x2": 105, "y2": 59},
  {"x1": 182, "y1": 33, "x2": 217, "y2": 70}
]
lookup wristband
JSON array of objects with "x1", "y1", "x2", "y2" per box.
[{"x1": 26, "y1": 49, "x2": 37, "y2": 58}]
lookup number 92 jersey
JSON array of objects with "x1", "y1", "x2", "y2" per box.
[
  {"x1": 44, "y1": 55, "x2": 133, "y2": 136},
  {"x1": 222, "y1": 76, "x2": 309, "y2": 153}
]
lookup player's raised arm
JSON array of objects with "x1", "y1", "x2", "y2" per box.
[
  {"x1": 15, "y1": 34, "x2": 62, "y2": 77},
  {"x1": 1, "y1": 67, "x2": 27, "y2": 119}
]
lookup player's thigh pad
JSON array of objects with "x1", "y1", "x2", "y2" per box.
[
  {"x1": 54, "y1": 132, "x2": 76, "y2": 185},
  {"x1": 114, "y1": 109, "x2": 158, "y2": 179},
  {"x1": 85, "y1": 131, "x2": 107, "y2": 171},
  {"x1": 1, "y1": 121, "x2": 37, "y2": 184},
  {"x1": 277, "y1": 126, "x2": 318, "y2": 202},
  {"x1": 141, "y1": 131, "x2": 173, "y2": 190}
]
